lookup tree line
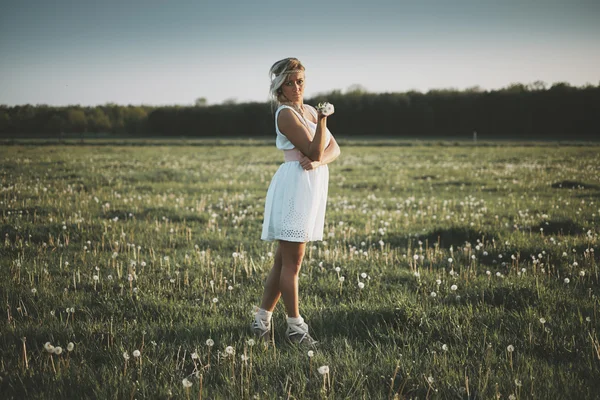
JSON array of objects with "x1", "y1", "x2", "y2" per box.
[{"x1": 1, "y1": 82, "x2": 598, "y2": 139}]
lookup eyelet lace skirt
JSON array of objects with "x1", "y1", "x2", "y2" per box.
[{"x1": 261, "y1": 161, "x2": 329, "y2": 242}]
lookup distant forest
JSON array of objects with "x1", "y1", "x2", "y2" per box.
[{"x1": 1, "y1": 82, "x2": 599, "y2": 139}]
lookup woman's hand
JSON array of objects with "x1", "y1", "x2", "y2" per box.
[{"x1": 299, "y1": 154, "x2": 321, "y2": 170}]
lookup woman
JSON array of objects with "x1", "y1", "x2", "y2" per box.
[{"x1": 252, "y1": 58, "x2": 341, "y2": 346}]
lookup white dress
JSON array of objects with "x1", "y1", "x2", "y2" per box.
[{"x1": 261, "y1": 105, "x2": 331, "y2": 242}]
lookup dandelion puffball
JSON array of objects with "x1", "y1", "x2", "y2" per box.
[
  {"x1": 44, "y1": 342, "x2": 54, "y2": 353},
  {"x1": 358, "y1": 282, "x2": 365, "y2": 289},
  {"x1": 206, "y1": 339, "x2": 215, "y2": 347},
  {"x1": 315, "y1": 102, "x2": 335, "y2": 116},
  {"x1": 507, "y1": 345, "x2": 515, "y2": 352},
  {"x1": 450, "y1": 285, "x2": 458, "y2": 291},
  {"x1": 308, "y1": 350, "x2": 314, "y2": 358},
  {"x1": 53, "y1": 346, "x2": 63, "y2": 355},
  {"x1": 182, "y1": 378, "x2": 193, "y2": 388},
  {"x1": 123, "y1": 351, "x2": 130, "y2": 360},
  {"x1": 67, "y1": 342, "x2": 75, "y2": 352},
  {"x1": 133, "y1": 350, "x2": 141, "y2": 358},
  {"x1": 225, "y1": 346, "x2": 235, "y2": 355},
  {"x1": 317, "y1": 365, "x2": 330, "y2": 375}
]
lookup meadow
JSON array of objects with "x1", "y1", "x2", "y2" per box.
[{"x1": 1, "y1": 141, "x2": 599, "y2": 399}]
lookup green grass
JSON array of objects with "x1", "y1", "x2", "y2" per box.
[{"x1": 1, "y1": 142, "x2": 599, "y2": 399}]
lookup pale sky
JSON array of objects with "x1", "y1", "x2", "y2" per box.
[{"x1": 1, "y1": 0, "x2": 599, "y2": 106}]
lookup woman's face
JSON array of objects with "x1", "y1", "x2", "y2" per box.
[{"x1": 280, "y1": 71, "x2": 305, "y2": 103}]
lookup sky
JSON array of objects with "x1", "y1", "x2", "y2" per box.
[{"x1": 1, "y1": 0, "x2": 599, "y2": 106}]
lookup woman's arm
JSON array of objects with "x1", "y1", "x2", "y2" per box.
[
  {"x1": 299, "y1": 135, "x2": 340, "y2": 170},
  {"x1": 278, "y1": 108, "x2": 328, "y2": 161}
]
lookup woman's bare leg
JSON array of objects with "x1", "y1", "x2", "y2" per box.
[
  {"x1": 278, "y1": 240, "x2": 306, "y2": 318},
  {"x1": 259, "y1": 244, "x2": 283, "y2": 312}
]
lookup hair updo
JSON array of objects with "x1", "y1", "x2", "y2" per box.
[{"x1": 268, "y1": 58, "x2": 305, "y2": 109}]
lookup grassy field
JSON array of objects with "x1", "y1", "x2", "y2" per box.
[{"x1": 1, "y1": 142, "x2": 599, "y2": 399}]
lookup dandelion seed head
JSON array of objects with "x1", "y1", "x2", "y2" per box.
[
  {"x1": 225, "y1": 346, "x2": 235, "y2": 355},
  {"x1": 206, "y1": 339, "x2": 214, "y2": 347},
  {"x1": 123, "y1": 351, "x2": 130, "y2": 360},
  {"x1": 133, "y1": 350, "x2": 141, "y2": 358},
  {"x1": 308, "y1": 350, "x2": 314, "y2": 357},
  {"x1": 318, "y1": 365, "x2": 330, "y2": 375},
  {"x1": 44, "y1": 342, "x2": 54, "y2": 353},
  {"x1": 507, "y1": 345, "x2": 515, "y2": 352},
  {"x1": 67, "y1": 342, "x2": 75, "y2": 352},
  {"x1": 53, "y1": 346, "x2": 62, "y2": 355},
  {"x1": 182, "y1": 378, "x2": 192, "y2": 388},
  {"x1": 450, "y1": 285, "x2": 458, "y2": 291}
]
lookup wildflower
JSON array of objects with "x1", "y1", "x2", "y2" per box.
[
  {"x1": 123, "y1": 351, "x2": 130, "y2": 360},
  {"x1": 228, "y1": 285, "x2": 233, "y2": 291},
  {"x1": 67, "y1": 342, "x2": 75, "y2": 352},
  {"x1": 436, "y1": 279, "x2": 441, "y2": 285},
  {"x1": 448, "y1": 258, "x2": 453, "y2": 263},
  {"x1": 450, "y1": 285, "x2": 458, "y2": 291},
  {"x1": 441, "y1": 344, "x2": 448, "y2": 351},
  {"x1": 212, "y1": 298, "x2": 218, "y2": 304},
  {"x1": 539, "y1": 318, "x2": 546, "y2": 324},
  {"x1": 308, "y1": 350, "x2": 314, "y2": 358},
  {"x1": 507, "y1": 345, "x2": 514, "y2": 352},
  {"x1": 53, "y1": 346, "x2": 63, "y2": 355},
  {"x1": 413, "y1": 254, "x2": 419, "y2": 261},
  {"x1": 44, "y1": 342, "x2": 54, "y2": 353},
  {"x1": 564, "y1": 278, "x2": 570, "y2": 284},
  {"x1": 573, "y1": 261, "x2": 578, "y2": 267},
  {"x1": 486, "y1": 270, "x2": 491, "y2": 276},
  {"x1": 31, "y1": 288, "x2": 37, "y2": 294},
  {"x1": 430, "y1": 292, "x2": 437, "y2": 298},
  {"x1": 358, "y1": 282, "x2": 365, "y2": 289},
  {"x1": 334, "y1": 267, "x2": 341, "y2": 273},
  {"x1": 225, "y1": 346, "x2": 235, "y2": 355},
  {"x1": 579, "y1": 270, "x2": 585, "y2": 277},
  {"x1": 361, "y1": 272, "x2": 367, "y2": 279},
  {"x1": 339, "y1": 276, "x2": 345, "y2": 283},
  {"x1": 247, "y1": 339, "x2": 255, "y2": 347},
  {"x1": 93, "y1": 275, "x2": 99, "y2": 281},
  {"x1": 133, "y1": 350, "x2": 141, "y2": 358},
  {"x1": 182, "y1": 378, "x2": 192, "y2": 388},
  {"x1": 206, "y1": 339, "x2": 214, "y2": 347},
  {"x1": 317, "y1": 365, "x2": 330, "y2": 375}
]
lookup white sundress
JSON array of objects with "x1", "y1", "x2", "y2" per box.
[{"x1": 261, "y1": 105, "x2": 331, "y2": 242}]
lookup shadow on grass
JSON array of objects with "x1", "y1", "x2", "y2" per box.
[
  {"x1": 531, "y1": 218, "x2": 586, "y2": 235},
  {"x1": 387, "y1": 227, "x2": 500, "y2": 249},
  {"x1": 551, "y1": 180, "x2": 600, "y2": 190}
]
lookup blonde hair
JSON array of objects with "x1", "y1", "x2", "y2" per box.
[{"x1": 268, "y1": 58, "x2": 305, "y2": 110}]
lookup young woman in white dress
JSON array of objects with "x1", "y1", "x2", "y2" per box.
[{"x1": 252, "y1": 58, "x2": 341, "y2": 346}]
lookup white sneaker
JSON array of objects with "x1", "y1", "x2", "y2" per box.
[
  {"x1": 251, "y1": 315, "x2": 272, "y2": 341},
  {"x1": 286, "y1": 321, "x2": 318, "y2": 347}
]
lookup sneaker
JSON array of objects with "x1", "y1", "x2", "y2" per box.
[
  {"x1": 251, "y1": 315, "x2": 272, "y2": 341},
  {"x1": 286, "y1": 321, "x2": 318, "y2": 347}
]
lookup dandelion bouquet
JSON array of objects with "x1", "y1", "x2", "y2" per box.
[{"x1": 315, "y1": 102, "x2": 335, "y2": 116}]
